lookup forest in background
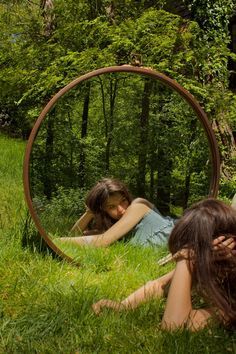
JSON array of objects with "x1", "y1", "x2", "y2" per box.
[
  {"x1": 1, "y1": 0, "x2": 236, "y2": 224},
  {"x1": 0, "y1": 2, "x2": 236, "y2": 351}
]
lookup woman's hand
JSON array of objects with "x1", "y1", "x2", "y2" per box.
[
  {"x1": 213, "y1": 235, "x2": 236, "y2": 250},
  {"x1": 172, "y1": 248, "x2": 194, "y2": 261},
  {"x1": 158, "y1": 236, "x2": 236, "y2": 265},
  {"x1": 157, "y1": 247, "x2": 194, "y2": 265},
  {"x1": 91, "y1": 281, "x2": 165, "y2": 315},
  {"x1": 92, "y1": 270, "x2": 175, "y2": 315},
  {"x1": 158, "y1": 248, "x2": 194, "y2": 266},
  {"x1": 212, "y1": 235, "x2": 236, "y2": 260},
  {"x1": 92, "y1": 299, "x2": 124, "y2": 315}
]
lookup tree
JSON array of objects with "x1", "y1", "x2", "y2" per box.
[
  {"x1": 183, "y1": 0, "x2": 236, "y2": 186},
  {"x1": 40, "y1": 0, "x2": 55, "y2": 37}
]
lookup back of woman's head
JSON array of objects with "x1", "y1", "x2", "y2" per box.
[
  {"x1": 168, "y1": 198, "x2": 236, "y2": 326},
  {"x1": 169, "y1": 198, "x2": 236, "y2": 254},
  {"x1": 85, "y1": 178, "x2": 132, "y2": 229}
]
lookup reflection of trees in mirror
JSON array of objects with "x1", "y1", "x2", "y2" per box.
[{"x1": 29, "y1": 73, "x2": 212, "y2": 239}]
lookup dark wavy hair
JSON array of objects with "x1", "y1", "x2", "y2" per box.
[
  {"x1": 168, "y1": 198, "x2": 236, "y2": 327},
  {"x1": 85, "y1": 178, "x2": 133, "y2": 231}
]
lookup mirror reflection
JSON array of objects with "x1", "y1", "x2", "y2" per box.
[{"x1": 29, "y1": 72, "x2": 212, "y2": 258}]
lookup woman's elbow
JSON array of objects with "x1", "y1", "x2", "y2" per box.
[
  {"x1": 161, "y1": 309, "x2": 212, "y2": 331},
  {"x1": 161, "y1": 317, "x2": 187, "y2": 331}
]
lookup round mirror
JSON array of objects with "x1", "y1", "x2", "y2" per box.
[{"x1": 23, "y1": 65, "x2": 220, "y2": 263}]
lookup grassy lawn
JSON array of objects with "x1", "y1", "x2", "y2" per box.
[{"x1": 0, "y1": 134, "x2": 235, "y2": 353}]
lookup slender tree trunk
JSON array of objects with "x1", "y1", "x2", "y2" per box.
[
  {"x1": 156, "y1": 148, "x2": 172, "y2": 214},
  {"x1": 212, "y1": 118, "x2": 236, "y2": 179},
  {"x1": 149, "y1": 149, "x2": 158, "y2": 201},
  {"x1": 137, "y1": 79, "x2": 153, "y2": 197},
  {"x1": 40, "y1": 0, "x2": 55, "y2": 37},
  {"x1": 66, "y1": 111, "x2": 74, "y2": 187},
  {"x1": 100, "y1": 77, "x2": 118, "y2": 172},
  {"x1": 105, "y1": 2, "x2": 115, "y2": 24},
  {"x1": 182, "y1": 119, "x2": 197, "y2": 209},
  {"x1": 183, "y1": 173, "x2": 191, "y2": 209},
  {"x1": 105, "y1": 78, "x2": 118, "y2": 172},
  {"x1": 43, "y1": 114, "x2": 54, "y2": 199},
  {"x1": 99, "y1": 78, "x2": 107, "y2": 136},
  {"x1": 88, "y1": 0, "x2": 103, "y2": 19},
  {"x1": 79, "y1": 82, "x2": 91, "y2": 187}
]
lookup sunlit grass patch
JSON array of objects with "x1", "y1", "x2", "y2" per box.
[{"x1": 0, "y1": 135, "x2": 26, "y2": 231}]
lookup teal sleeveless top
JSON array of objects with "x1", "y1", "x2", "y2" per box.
[{"x1": 128, "y1": 208, "x2": 175, "y2": 247}]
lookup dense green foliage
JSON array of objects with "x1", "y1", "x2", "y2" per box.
[
  {"x1": 184, "y1": 0, "x2": 235, "y2": 33},
  {"x1": 1, "y1": 134, "x2": 236, "y2": 353},
  {"x1": 0, "y1": 0, "x2": 235, "y2": 136}
]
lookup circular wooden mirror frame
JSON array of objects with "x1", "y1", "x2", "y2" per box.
[{"x1": 23, "y1": 65, "x2": 221, "y2": 263}]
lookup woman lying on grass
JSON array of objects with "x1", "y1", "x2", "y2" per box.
[
  {"x1": 92, "y1": 198, "x2": 236, "y2": 331},
  {"x1": 59, "y1": 178, "x2": 175, "y2": 247}
]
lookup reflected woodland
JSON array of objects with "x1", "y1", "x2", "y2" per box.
[{"x1": 29, "y1": 72, "x2": 212, "y2": 251}]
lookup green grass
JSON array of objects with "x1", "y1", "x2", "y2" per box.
[
  {"x1": 0, "y1": 134, "x2": 235, "y2": 353},
  {"x1": 0, "y1": 135, "x2": 25, "y2": 232}
]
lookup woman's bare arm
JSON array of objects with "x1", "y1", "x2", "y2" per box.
[
  {"x1": 161, "y1": 258, "x2": 212, "y2": 331},
  {"x1": 71, "y1": 209, "x2": 94, "y2": 234},
  {"x1": 92, "y1": 270, "x2": 175, "y2": 314},
  {"x1": 158, "y1": 236, "x2": 236, "y2": 265},
  {"x1": 132, "y1": 197, "x2": 154, "y2": 209},
  {"x1": 161, "y1": 259, "x2": 192, "y2": 330},
  {"x1": 63, "y1": 202, "x2": 151, "y2": 247}
]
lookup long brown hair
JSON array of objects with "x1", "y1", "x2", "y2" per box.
[
  {"x1": 85, "y1": 178, "x2": 133, "y2": 231},
  {"x1": 168, "y1": 198, "x2": 236, "y2": 326}
]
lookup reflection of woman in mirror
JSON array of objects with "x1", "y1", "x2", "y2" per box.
[
  {"x1": 59, "y1": 178, "x2": 175, "y2": 247},
  {"x1": 92, "y1": 199, "x2": 236, "y2": 331}
]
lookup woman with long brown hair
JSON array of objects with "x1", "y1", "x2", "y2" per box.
[
  {"x1": 59, "y1": 177, "x2": 175, "y2": 247},
  {"x1": 92, "y1": 198, "x2": 236, "y2": 330}
]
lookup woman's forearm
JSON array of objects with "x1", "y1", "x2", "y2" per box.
[
  {"x1": 71, "y1": 210, "x2": 94, "y2": 234},
  {"x1": 57, "y1": 234, "x2": 111, "y2": 247},
  {"x1": 92, "y1": 270, "x2": 175, "y2": 314},
  {"x1": 90, "y1": 203, "x2": 150, "y2": 246},
  {"x1": 161, "y1": 259, "x2": 192, "y2": 330},
  {"x1": 67, "y1": 203, "x2": 150, "y2": 246},
  {"x1": 121, "y1": 270, "x2": 175, "y2": 309}
]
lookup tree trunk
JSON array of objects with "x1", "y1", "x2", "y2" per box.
[
  {"x1": 105, "y1": 78, "x2": 118, "y2": 172},
  {"x1": 105, "y1": 2, "x2": 115, "y2": 24},
  {"x1": 149, "y1": 149, "x2": 158, "y2": 201},
  {"x1": 156, "y1": 148, "x2": 172, "y2": 214},
  {"x1": 212, "y1": 118, "x2": 236, "y2": 178},
  {"x1": 99, "y1": 77, "x2": 118, "y2": 172},
  {"x1": 182, "y1": 118, "x2": 198, "y2": 209},
  {"x1": 79, "y1": 82, "x2": 91, "y2": 187},
  {"x1": 137, "y1": 79, "x2": 153, "y2": 197},
  {"x1": 40, "y1": 0, "x2": 55, "y2": 37},
  {"x1": 43, "y1": 114, "x2": 54, "y2": 199}
]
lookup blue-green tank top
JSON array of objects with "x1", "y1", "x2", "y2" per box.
[{"x1": 128, "y1": 208, "x2": 175, "y2": 246}]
